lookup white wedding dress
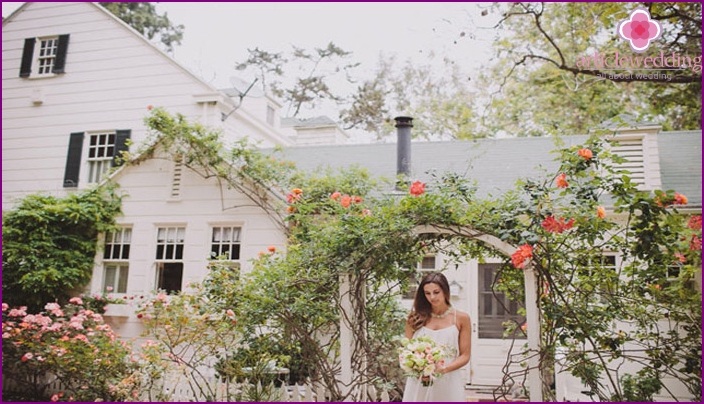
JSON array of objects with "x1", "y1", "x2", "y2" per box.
[{"x1": 402, "y1": 310, "x2": 465, "y2": 402}]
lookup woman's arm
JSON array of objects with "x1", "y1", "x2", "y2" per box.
[{"x1": 438, "y1": 310, "x2": 472, "y2": 374}]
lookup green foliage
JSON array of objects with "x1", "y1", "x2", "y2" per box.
[
  {"x1": 478, "y1": 2, "x2": 701, "y2": 135},
  {"x1": 1, "y1": 185, "x2": 123, "y2": 312},
  {"x1": 136, "y1": 287, "x2": 242, "y2": 402},
  {"x1": 2, "y1": 299, "x2": 139, "y2": 401},
  {"x1": 619, "y1": 372, "x2": 663, "y2": 402},
  {"x1": 99, "y1": 2, "x2": 184, "y2": 52}
]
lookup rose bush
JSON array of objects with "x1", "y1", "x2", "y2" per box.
[{"x1": 2, "y1": 299, "x2": 139, "y2": 401}]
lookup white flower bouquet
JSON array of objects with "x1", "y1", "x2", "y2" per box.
[{"x1": 397, "y1": 336, "x2": 447, "y2": 386}]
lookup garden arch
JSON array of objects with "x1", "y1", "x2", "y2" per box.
[{"x1": 339, "y1": 223, "x2": 543, "y2": 402}]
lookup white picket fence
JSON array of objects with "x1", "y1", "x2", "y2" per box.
[
  {"x1": 154, "y1": 374, "x2": 391, "y2": 402},
  {"x1": 3, "y1": 372, "x2": 391, "y2": 402}
]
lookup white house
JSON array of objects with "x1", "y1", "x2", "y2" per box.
[
  {"x1": 1, "y1": 1, "x2": 334, "y2": 212},
  {"x1": 2, "y1": 2, "x2": 701, "y2": 401}
]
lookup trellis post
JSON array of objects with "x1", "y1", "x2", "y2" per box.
[
  {"x1": 523, "y1": 262, "x2": 542, "y2": 402},
  {"x1": 339, "y1": 272, "x2": 353, "y2": 401}
]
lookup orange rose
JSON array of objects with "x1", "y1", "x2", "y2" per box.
[
  {"x1": 674, "y1": 192, "x2": 688, "y2": 205},
  {"x1": 340, "y1": 195, "x2": 352, "y2": 208},
  {"x1": 555, "y1": 173, "x2": 569, "y2": 188},
  {"x1": 578, "y1": 148, "x2": 593, "y2": 160},
  {"x1": 511, "y1": 244, "x2": 533, "y2": 269},
  {"x1": 596, "y1": 206, "x2": 606, "y2": 219}
]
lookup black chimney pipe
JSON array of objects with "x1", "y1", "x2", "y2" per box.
[{"x1": 395, "y1": 116, "x2": 413, "y2": 183}]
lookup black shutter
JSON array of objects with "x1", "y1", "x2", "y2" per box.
[
  {"x1": 53, "y1": 34, "x2": 70, "y2": 74},
  {"x1": 19, "y1": 38, "x2": 36, "y2": 78},
  {"x1": 113, "y1": 130, "x2": 131, "y2": 167},
  {"x1": 63, "y1": 132, "x2": 84, "y2": 188}
]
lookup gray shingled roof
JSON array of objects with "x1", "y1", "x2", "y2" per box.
[{"x1": 278, "y1": 131, "x2": 701, "y2": 207}]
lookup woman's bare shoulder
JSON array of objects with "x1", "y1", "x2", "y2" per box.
[{"x1": 455, "y1": 309, "x2": 471, "y2": 323}]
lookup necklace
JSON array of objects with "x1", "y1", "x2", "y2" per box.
[{"x1": 431, "y1": 306, "x2": 452, "y2": 319}]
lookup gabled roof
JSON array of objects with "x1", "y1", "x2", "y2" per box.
[{"x1": 280, "y1": 131, "x2": 702, "y2": 207}]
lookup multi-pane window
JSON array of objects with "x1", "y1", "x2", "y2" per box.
[
  {"x1": 104, "y1": 228, "x2": 131, "y2": 260},
  {"x1": 210, "y1": 226, "x2": 241, "y2": 260},
  {"x1": 156, "y1": 227, "x2": 185, "y2": 260},
  {"x1": 577, "y1": 253, "x2": 618, "y2": 302},
  {"x1": 63, "y1": 130, "x2": 130, "y2": 189},
  {"x1": 87, "y1": 132, "x2": 116, "y2": 183},
  {"x1": 478, "y1": 264, "x2": 525, "y2": 339},
  {"x1": 104, "y1": 264, "x2": 129, "y2": 294},
  {"x1": 36, "y1": 37, "x2": 59, "y2": 75},
  {"x1": 402, "y1": 255, "x2": 436, "y2": 299},
  {"x1": 20, "y1": 34, "x2": 69, "y2": 78},
  {"x1": 155, "y1": 227, "x2": 185, "y2": 294},
  {"x1": 102, "y1": 228, "x2": 131, "y2": 293}
]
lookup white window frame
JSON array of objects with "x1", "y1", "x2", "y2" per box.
[
  {"x1": 576, "y1": 252, "x2": 619, "y2": 305},
  {"x1": 102, "y1": 228, "x2": 132, "y2": 294},
  {"x1": 210, "y1": 225, "x2": 242, "y2": 261},
  {"x1": 85, "y1": 131, "x2": 117, "y2": 184},
  {"x1": 155, "y1": 226, "x2": 186, "y2": 294},
  {"x1": 33, "y1": 36, "x2": 59, "y2": 77}
]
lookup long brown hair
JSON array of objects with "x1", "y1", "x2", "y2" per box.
[{"x1": 406, "y1": 272, "x2": 451, "y2": 331}]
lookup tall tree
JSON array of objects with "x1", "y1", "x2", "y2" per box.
[
  {"x1": 100, "y1": 2, "x2": 184, "y2": 53},
  {"x1": 235, "y1": 42, "x2": 359, "y2": 117},
  {"x1": 476, "y1": 2, "x2": 701, "y2": 136},
  {"x1": 341, "y1": 53, "x2": 478, "y2": 140}
]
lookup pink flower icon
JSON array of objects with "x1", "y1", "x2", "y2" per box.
[{"x1": 618, "y1": 8, "x2": 662, "y2": 53}]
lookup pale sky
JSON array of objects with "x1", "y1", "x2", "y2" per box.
[{"x1": 152, "y1": 2, "x2": 497, "y2": 88}]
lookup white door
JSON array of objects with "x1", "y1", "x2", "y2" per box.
[{"x1": 467, "y1": 262, "x2": 527, "y2": 386}]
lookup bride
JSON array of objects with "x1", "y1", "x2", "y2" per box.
[{"x1": 402, "y1": 272, "x2": 472, "y2": 402}]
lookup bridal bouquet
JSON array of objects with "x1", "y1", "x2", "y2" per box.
[{"x1": 397, "y1": 336, "x2": 447, "y2": 386}]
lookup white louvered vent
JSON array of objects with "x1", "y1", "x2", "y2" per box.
[
  {"x1": 611, "y1": 137, "x2": 645, "y2": 187},
  {"x1": 170, "y1": 158, "x2": 183, "y2": 199}
]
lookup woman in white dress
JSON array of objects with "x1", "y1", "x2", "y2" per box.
[{"x1": 402, "y1": 272, "x2": 472, "y2": 402}]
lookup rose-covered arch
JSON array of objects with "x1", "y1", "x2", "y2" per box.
[{"x1": 412, "y1": 224, "x2": 544, "y2": 401}]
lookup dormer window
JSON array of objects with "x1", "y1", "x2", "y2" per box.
[{"x1": 19, "y1": 34, "x2": 70, "y2": 78}]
